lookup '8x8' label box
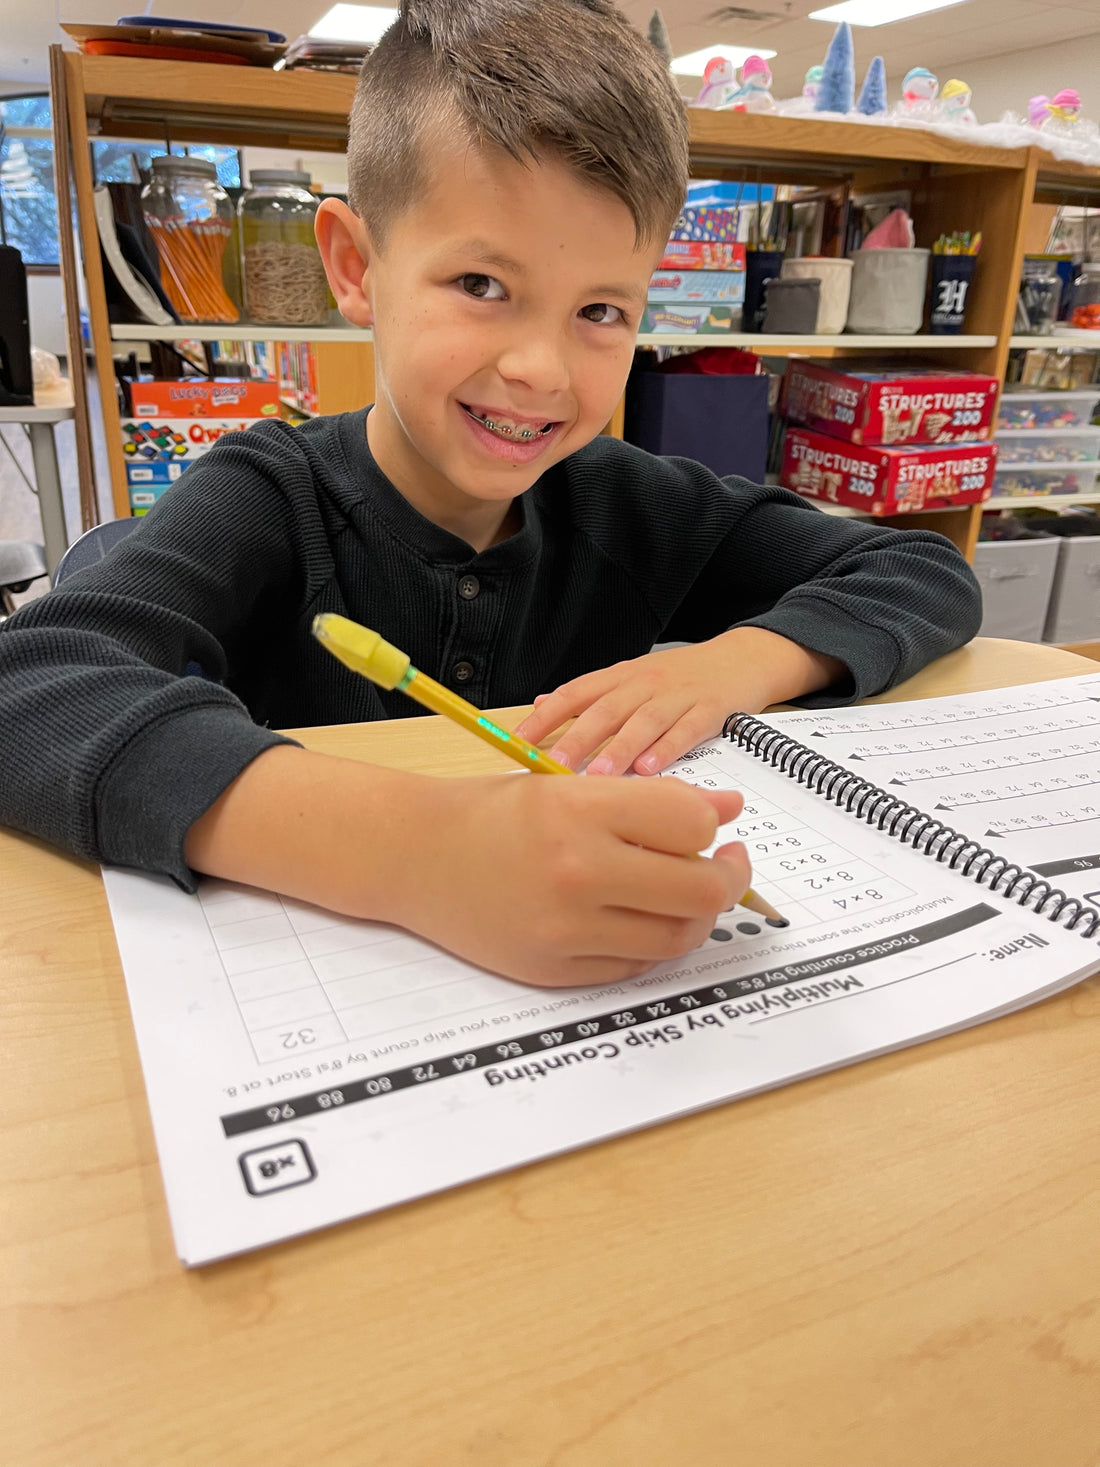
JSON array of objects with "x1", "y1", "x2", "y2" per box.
[{"x1": 780, "y1": 426, "x2": 997, "y2": 514}]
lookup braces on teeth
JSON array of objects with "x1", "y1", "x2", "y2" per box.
[{"x1": 471, "y1": 409, "x2": 552, "y2": 441}]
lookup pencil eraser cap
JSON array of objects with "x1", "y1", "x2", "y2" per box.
[{"x1": 311, "y1": 613, "x2": 410, "y2": 689}]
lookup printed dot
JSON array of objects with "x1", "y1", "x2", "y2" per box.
[
  {"x1": 736, "y1": 921, "x2": 761, "y2": 936},
  {"x1": 765, "y1": 917, "x2": 790, "y2": 929},
  {"x1": 710, "y1": 928, "x2": 732, "y2": 942}
]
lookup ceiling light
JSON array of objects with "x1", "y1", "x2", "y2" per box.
[
  {"x1": 671, "y1": 44, "x2": 778, "y2": 77},
  {"x1": 308, "y1": 5, "x2": 399, "y2": 43},
  {"x1": 809, "y1": 0, "x2": 969, "y2": 24}
]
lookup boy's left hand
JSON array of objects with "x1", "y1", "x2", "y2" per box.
[{"x1": 515, "y1": 627, "x2": 846, "y2": 777}]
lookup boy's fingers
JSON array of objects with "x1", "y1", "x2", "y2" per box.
[
  {"x1": 516, "y1": 676, "x2": 604, "y2": 744},
  {"x1": 550, "y1": 694, "x2": 662, "y2": 771},
  {"x1": 603, "y1": 778, "x2": 742, "y2": 856},
  {"x1": 629, "y1": 710, "x2": 727, "y2": 776},
  {"x1": 596, "y1": 839, "x2": 748, "y2": 920},
  {"x1": 583, "y1": 699, "x2": 692, "y2": 776}
]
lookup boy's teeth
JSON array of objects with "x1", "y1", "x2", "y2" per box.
[{"x1": 469, "y1": 407, "x2": 549, "y2": 441}]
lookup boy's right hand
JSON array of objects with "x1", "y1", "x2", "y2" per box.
[
  {"x1": 387, "y1": 771, "x2": 750, "y2": 987},
  {"x1": 185, "y1": 748, "x2": 751, "y2": 989}
]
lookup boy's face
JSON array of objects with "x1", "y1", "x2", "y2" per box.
[{"x1": 321, "y1": 134, "x2": 660, "y2": 543}]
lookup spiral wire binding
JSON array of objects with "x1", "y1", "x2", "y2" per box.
[{"x1": 723, "y1": 713, "x2": 1100, "y2": 938}]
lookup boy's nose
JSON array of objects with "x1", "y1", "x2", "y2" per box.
[{"x1": 496, "y1": 331, "x2": 571, "y2": 397}]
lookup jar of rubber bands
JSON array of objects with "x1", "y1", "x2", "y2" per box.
[
  {"x1": 141, "y1": 155, "x2": 239, "y2": 324},
  {"x1": 238, "y1": 170, "x2": 329, "y2": 327}
]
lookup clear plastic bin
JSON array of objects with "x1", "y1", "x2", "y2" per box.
[
  {"x1": 995, "y1": 388, "x2": 1100, "y2": 432},
  {"x1": 995, "y1": 428, "x2": 1100, "y2": 464},
  {"x1": 990, "y1": 463, "x2": 1100, "y2": 498}
]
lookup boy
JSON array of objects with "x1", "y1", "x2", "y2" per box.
[{"x1": 0, "y1": 0, "x2": 981, "y2": 987}]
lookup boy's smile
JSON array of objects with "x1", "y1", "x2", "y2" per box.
[{"x1": 318, "y1": 132, "x2": 661, "y2": 551}]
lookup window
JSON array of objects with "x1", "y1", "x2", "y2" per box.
[
  {"x1": 0, "y1": 91, "x2": 242, "y2": 269},
  {"x1": 0, "y1": 94, "x2": 58, "y2": 266}
]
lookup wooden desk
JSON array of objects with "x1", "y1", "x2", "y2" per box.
[{"x1": 4, "y1": 638, "x2": 1099, "y2": 1467}]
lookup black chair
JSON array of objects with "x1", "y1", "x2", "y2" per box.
[
  {"x1": 0, "y1": 539, "x2": 48, "y2": 616},
  {"x1": 52, "y1": 517, "x2": 140, "y2": 586}
]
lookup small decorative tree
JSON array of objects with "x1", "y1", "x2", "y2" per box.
[
  {"x1": 814, "y1": 22, "x2": 855, "y2": 114},
  {"x1": 647, "y1": 9, "x2": 673, "y2": 69},
  {"x1": 856, "y1": 55, "x2": 887, "y2": 116}
]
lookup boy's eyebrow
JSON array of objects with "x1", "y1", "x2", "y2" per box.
[{"x1": 446, "y1": 238, "x2": 648, "y2": 307}]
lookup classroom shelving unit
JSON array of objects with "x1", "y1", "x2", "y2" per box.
[{"x1": 50, "y1": 47, "x2": 1100, "y2": 566}]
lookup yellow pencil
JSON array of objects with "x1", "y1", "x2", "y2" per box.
[{"x1": 312, "y1": 613, "x2": 784, "y2": 925}]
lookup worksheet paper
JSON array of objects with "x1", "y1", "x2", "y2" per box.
[
  {"x1": 101, "y1": 697, "x2": 1100, "y2": 1265},
  {"x1": 758, "y1": 671, "x2": 1100, "y2": 909}
]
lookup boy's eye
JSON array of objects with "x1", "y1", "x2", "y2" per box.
[
  {"x1": 579, "y1": 302, "x2": 625, "y2": 326},
  {"x1": 460, "y1": 273, "x2": 506, "y2": 300}
]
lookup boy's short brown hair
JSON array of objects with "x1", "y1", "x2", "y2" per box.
[{"x1": 346, "y1": 0, "x2": 688, "y2": 250}]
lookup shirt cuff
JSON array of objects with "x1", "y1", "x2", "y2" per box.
[
  {"x1": 738, "y1": 597, "x2": 902, "y2": 706},
  {"x1": 95, "y1": 704, "x2": 300, "y2": 891}
]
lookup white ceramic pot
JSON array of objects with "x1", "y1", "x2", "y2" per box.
[{"x1": 780, "y1": 256, "x2": 853, "y2": 334}]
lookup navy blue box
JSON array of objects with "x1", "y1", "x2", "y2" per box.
[{"x1": 623, "y1": 370, "x2": 769, "y2": 483}]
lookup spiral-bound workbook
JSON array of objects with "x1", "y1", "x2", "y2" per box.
[{"x1": 101, "y1": 674, "x2": 1100, "y2": 1264}]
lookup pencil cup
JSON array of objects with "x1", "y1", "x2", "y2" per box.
[
  {"x1": 780, "y1": 257, "x2": 853, "y2": 334},
  {"x1": 845, "y1": 248, "x2": 930, "y2": 335},
  {"x1": 929, "y1": 254, "x2": 978, "y2": 334}
]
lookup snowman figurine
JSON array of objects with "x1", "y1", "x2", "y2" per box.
[
  {"x1": 722, "y1": 54, "x2": 775, "y2": 112},
  {"x1": 897, "y1": 66, "x2": 939, "y2": 120},
  {"x1": 693, "y1": 55, "x2": 737, "y2": 109},
  {"x1": 939, "y1": 78, "x2": 976, "y2": 125}
]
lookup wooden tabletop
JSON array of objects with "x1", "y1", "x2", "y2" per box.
[{"x1": 4, "y1": 637, "x2": 1099, "y2": 1467}]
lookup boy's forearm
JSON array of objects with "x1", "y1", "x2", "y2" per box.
[
  {"x1": 183, "y1": 744, "x2": 428, "y2": 921},
  {"x1": 709, "y1": 626, "x2": 847, "y2": 709}
]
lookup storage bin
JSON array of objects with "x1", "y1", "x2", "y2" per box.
[
  {"x1": 779, "y1": 257, "x2": 853, "y2": 334},
  {"x1": 995, "y1": 428, "x2": 1100, "y2": 464},
  {"x1": 995, "y1": 388, "x2": 1100, "y2": 431},
  {"x1": 762, "y1": 277, "x2": 819, "y2": 334},
  {"x1": 990, "y1": 464, "x2": 1100, "y2": 499},
  {"x1": 623, "y1": 370, "x2": 769, "y2": 481},
  {"x1": 845, "y1": 248, "x2": 930, "y2": 334},
  {"x1": 1043, "y1": 536, "x2": 1100, "y2": 642},
  {"x1": 971, "y1": 538, "x2": 1059, "y2": 642}
]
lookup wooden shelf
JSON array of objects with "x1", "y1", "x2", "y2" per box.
[
  {"x1": 110, "y1": 324, "x2": 371, "y2": 344},
  {"x1": 687, "y1": 109, "x2": 1028, "y2": 174},
  {"x1": 1009, "y1": 331, "x2": 1100, "y2": 349},
  {"x1": 109, "y1": 324, "x2": 997, "y2": 351},
  {"x1": 985, "y1": 494, "x2": 1100, "y2": 509},
  {"x1": 800, "y1": 500, "x2": 973, "y2": 519}
]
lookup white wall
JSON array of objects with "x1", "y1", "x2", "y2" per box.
[
  {"x1": 887, "y1": 34, "x2": 1100, "y2": 124},
  {"x1": 27, "y1": 272, "x2": 67, "y2": 357}
]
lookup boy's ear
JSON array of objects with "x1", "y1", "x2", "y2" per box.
[{"x1": 315, "y1": 198, "x2": 375, "y2": 327}]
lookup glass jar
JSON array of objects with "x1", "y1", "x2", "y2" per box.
[
  {"x1": 1069, "y1": 261, "x2": 1100, "y2": 330},
  {"x1": 140, "y1": 155, "x2": 239, "y2": 324},
  {"x1": 238, "y1": 170, "x2": 329, "y2": 326}
]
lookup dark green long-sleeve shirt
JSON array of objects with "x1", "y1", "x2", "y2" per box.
[{"x1": 0, "y1": 408, "x2": 981, "y2": 889}]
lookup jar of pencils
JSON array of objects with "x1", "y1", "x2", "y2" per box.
[
  {"x1": 238, "y1": 170, "x2": 329, "y2": 326},
  {"x1": 141, "y1": 156, "x2": 239, "y2": 324}
]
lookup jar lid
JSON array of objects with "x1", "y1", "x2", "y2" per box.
[
  {"x1": 150, "y1": 155, "x2": 218, "y2": 180},
  {"x1": 249, "y1": 169, "x2": 312, "y2": 187}
]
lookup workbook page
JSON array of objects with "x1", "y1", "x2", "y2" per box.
[
  {"x1": 102, "y1": 722, "x2": 1098, "y2": 1265},
  {"x1": 757, "y1": 671, "x2": 1100, "y2": 911}
]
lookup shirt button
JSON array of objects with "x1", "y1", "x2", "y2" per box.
[
  {"x1": 453, "y1": 660, "x2": 474, "y2": 683},
  {"x1": 458, "y1": 574, "x2": 480, "y2": 600}
]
